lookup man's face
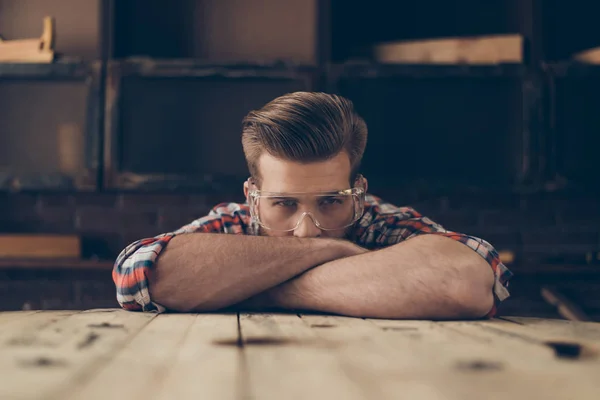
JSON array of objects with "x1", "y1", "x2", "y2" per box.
[{"x1": 245, "y1": 152, "x2": 355, "y2": 239}]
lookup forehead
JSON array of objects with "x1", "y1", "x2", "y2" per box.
[{"x1": 258, "y1": 152, "x2": 351, "y2": 193}]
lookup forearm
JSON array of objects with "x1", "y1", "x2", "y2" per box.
[
  {"x1": 149, "y1": 233, "x2": 353, "y2": 311},
  {"x1": 267, "y1": 235, "x2": 495, "y2": 319}
]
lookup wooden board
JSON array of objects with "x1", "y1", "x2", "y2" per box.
[
  {"x1": 0, "y1": 16, "x2": 54, "y2": 63},
  {"x1": 498, "y1": 250, "x2": 514, "y2": 264},
  {"x1": 239, "y1": 313, "x2": 365, "y2": 400},
  {"x1": 303, "y1": 315, "x2": 600, "y2": 399},
  {"x1": 541, "y1": 287, "x2": 592, "y2": 321},
  {"x1": 65, "y1": 313, "x2": 240, "y2": 400},
  {"x1": 374, "y1": 34, "x2": 523, "y2": 64},
  {"x1": 0, "y1": 38, "x2": 54, "y2": 63},
  {"x1": 0, "y1": 309, "x2": 155, "y2": 400},
  {"x1": 574, "y1": 47, "x2": 600, "y2": 63},
  {"x1": 0, "y1": 311, "x2": 75, "y2": 346},
  {"x1": 1, "y1": 312, "x2": 600, "y2": 400},
  {"x1": 487, "y1": 316, "x2": 600, "y2": 346},
  {"x1": 0, "y1": 310, "x2": 38, "y2": 325},
  {"x1": 0, "y1": 234, "x2": 81, "y2": 259},
  {"x1": 151, "y1": 313, "x2": 240, "y2": 400}
]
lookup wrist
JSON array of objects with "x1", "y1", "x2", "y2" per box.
[
  {"x1": 267, "y1": 275, "x2": 309, "y2": 310},
  {"x1": 306, "y1": 237, "x2": 350, "y2": 265},
  {"x1": 336, "y1": 239, "x2": 369, "y2": 258}
]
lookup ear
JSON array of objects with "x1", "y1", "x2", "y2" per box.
[
  {"x1": 354, "y1": 174, "x2": 368, "y2": 193},
  {"x1": 243, "y1": 180, "x2": 249, "y2": 200}
]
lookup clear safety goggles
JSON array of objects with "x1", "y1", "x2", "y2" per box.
[{"x1": 247, "y1": 175, "x2": 366, "y2": 232}]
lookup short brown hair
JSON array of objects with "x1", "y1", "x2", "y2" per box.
[{"x1": 241, "y1": 92, "x2": 368, "y2": 185}]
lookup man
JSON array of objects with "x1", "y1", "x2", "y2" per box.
[{"x1": 113, "y1": 92, "x2": 512, "y2": 319}]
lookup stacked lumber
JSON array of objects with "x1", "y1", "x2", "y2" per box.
[
  {"x1": 374, "y1": 34, "x2": 523, "y2": 64},
  {"x1": 0, "y1": 16, "x2": 54, "y2": 63},
  {"x1": 574, "y1": 47, "x2": 600, "y2": 63},
  {"x1": 0, "y1": 234, "x2": 80, "y2": 258}
]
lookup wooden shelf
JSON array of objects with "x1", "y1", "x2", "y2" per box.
[
  {"x1": 111, "y1": 58, "x2": 317, "y2": 79},
  {"x1": 332, "y1": 62, "x2": 526, "y2": 79},
  {"x1": 0, "y1": 60, "x2": 98, "y2": 79},
  {"x1": 0, "y1": 258, "x2": 113, "y2": 270}
]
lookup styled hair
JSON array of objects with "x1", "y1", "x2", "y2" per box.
[{"x1": 241, "y1": 92, "x2": 368, "y2": 185}]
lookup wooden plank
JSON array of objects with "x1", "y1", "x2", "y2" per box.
[
  {"x1": 374, "y1": 34, "x2": 522, "y2": 64},
  {"x1": 0, "y1": 311, "x2": 38, "y2": 325},
  {"x1": 486, "y1": 316, "x2": 600, "y2": 345},
  {"x1": 0, "y1": 16, "x2": 54, "y2": 63},
  {"x1": 0, "y1": 309, "x2": 155, "y2": 400},
  {"x1": 0, "y1": 39, "x2": 54, "y2": 63},
  {"x1": 0, "y1": 235, "x2": 81, "y2": 259},
  {"x1": 63, "y1": 313, "x2": 198, "y2": 400},
  {"x1": 239, "y1": 313, "x2": 366, "y2": 400},
  {"x1": 302, "y1": 315, "x2": 456, "y2": 399},
  {"x1": 303, "y1": 315, "x2": 600, "y2": 399},
  {"x1": 0, "y1": 311, "x2": 75, "y2": 346},
  {"x1": 439, "y1": 319, "x2": 598, "y2": 363},
  {"x1": 151, "y1": 313, "x2": 240, "y2": 400},
  {"x1": 574, "y1": 47, "x2": 600, "y2": 63},
  {"x1": 498, "y1": 250, "x2": 515, "y2": 265},
  {"x1": 438, "y1": 320, "x2": 600, "y2": 396},
  {"x1": 541, "y1": 287, "x2": 592, "y2": 321}
]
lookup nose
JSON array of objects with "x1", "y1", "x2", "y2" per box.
[{"x1": 293, "y1": 213, "x2": 322, "y2": 238}]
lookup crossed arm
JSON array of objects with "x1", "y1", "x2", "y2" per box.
[{"x1": 147, "y1": 233, "x2": 495, "y2": 319}]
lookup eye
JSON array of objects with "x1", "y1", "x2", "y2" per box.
[
  {"x1": 273, "y1": 199, "x2": 297, "y2": 208},
  {"x1": 320, "y1": 197, "x2": 344, "y2": 206}
]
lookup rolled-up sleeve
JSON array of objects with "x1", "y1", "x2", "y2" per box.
[
  {"x1": 113, "y1": 202, "x2": 252, "y2": 312},
  {"x1": 112, "y1": 234, "x2": 174, "y2": 313},
  {"x1": 416, "y1": 226, "x2": 513, "y2": 318},
  {"x1": 399, "y1": 213, "x2": 510, "y2": 300},
  {"x1": 357, "y1": 204, "x2": 513, "y2": 318},
  {"x1": 113, "y1": 224, "x2": 208, "y2": 313}
]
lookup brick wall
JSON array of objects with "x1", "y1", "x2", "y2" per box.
[
  {"x1": 0, "y1": 191, "x2": 245, "y2": 259},
  {"x1": 1, "y1": 189, "x2": 600, "y2": 316},
  {"x1": 0, "y1": 269, "x2": 117, "y2": 311}
]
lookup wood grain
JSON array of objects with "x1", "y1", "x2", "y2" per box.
[
  {"x1": 64, "y1": 313, "x2": 198, "y2": 400},
  {"x1": 306, "y1": 315, "x2": 600, "y2": 399},
  {"x1": 239, "y1": 313, "x2": 366, "y2": 400},
  {"x1": 0, "y1": 16, "x2": 54, "y2": 63},
  {"x1": 374, "y1": 34, "x2": 523, "y2": 64},
  {"x1": 1, "y1": 312, "x2": 600, "y2": 400},
  {"x1": 0, "y1": 235, "x2": 81, "y2": 259},
  {"x1": 0, "y1": 310, "x2": 155, "y2": 400},
  {"x1": 541, "y1": 287, "x2": 592, "y2": 322},
  {"x1": 152, "y1": 313, "x2": 241, "y2": 400},
  {"x1": 574, "y1": 47, "x2": 600, "y2": 63}
]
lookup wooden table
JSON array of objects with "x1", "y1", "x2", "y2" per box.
[{"x1": 1, "y1": 310, "x2": 599, "y2": 399}]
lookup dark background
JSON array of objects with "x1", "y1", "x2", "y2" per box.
[{"x1": 1, "y1": 0, "x2": 599, "y2": 319}]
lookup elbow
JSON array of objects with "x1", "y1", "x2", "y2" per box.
[
  {"x1": 455, "y1": 287, "x2": 494, "y2": 319},
  {"x1": 148, "y1": 276, "x2": 185, "y2": 311},
  {"x1": 147, "y1": 264, "x2": 198, "y2": 312},
  {"x1": 453, "y1": 261, "x2": 496, "y2": 319},
  {"x1": 148, "y1": 265, "x2": 226, "y2": 312}
]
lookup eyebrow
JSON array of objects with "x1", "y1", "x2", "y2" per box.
[
  {"x1": 267, "y1": 194, "x2": 346, "y2": 201},
  {"x1": 269, "y1": 196, "x2": 299, "y2": 201}
]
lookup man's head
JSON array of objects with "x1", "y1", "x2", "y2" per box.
[{"x1": 241, "y1": 92, "x2": 368, "y2": 238}]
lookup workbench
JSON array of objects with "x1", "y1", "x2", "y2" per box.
[{"x1": 1, "y1": 310, "x2": 599, "y2": 399}]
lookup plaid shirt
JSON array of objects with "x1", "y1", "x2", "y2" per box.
[{"x1": 113, "y1": 194, "x2": 513, "y2": 316}]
